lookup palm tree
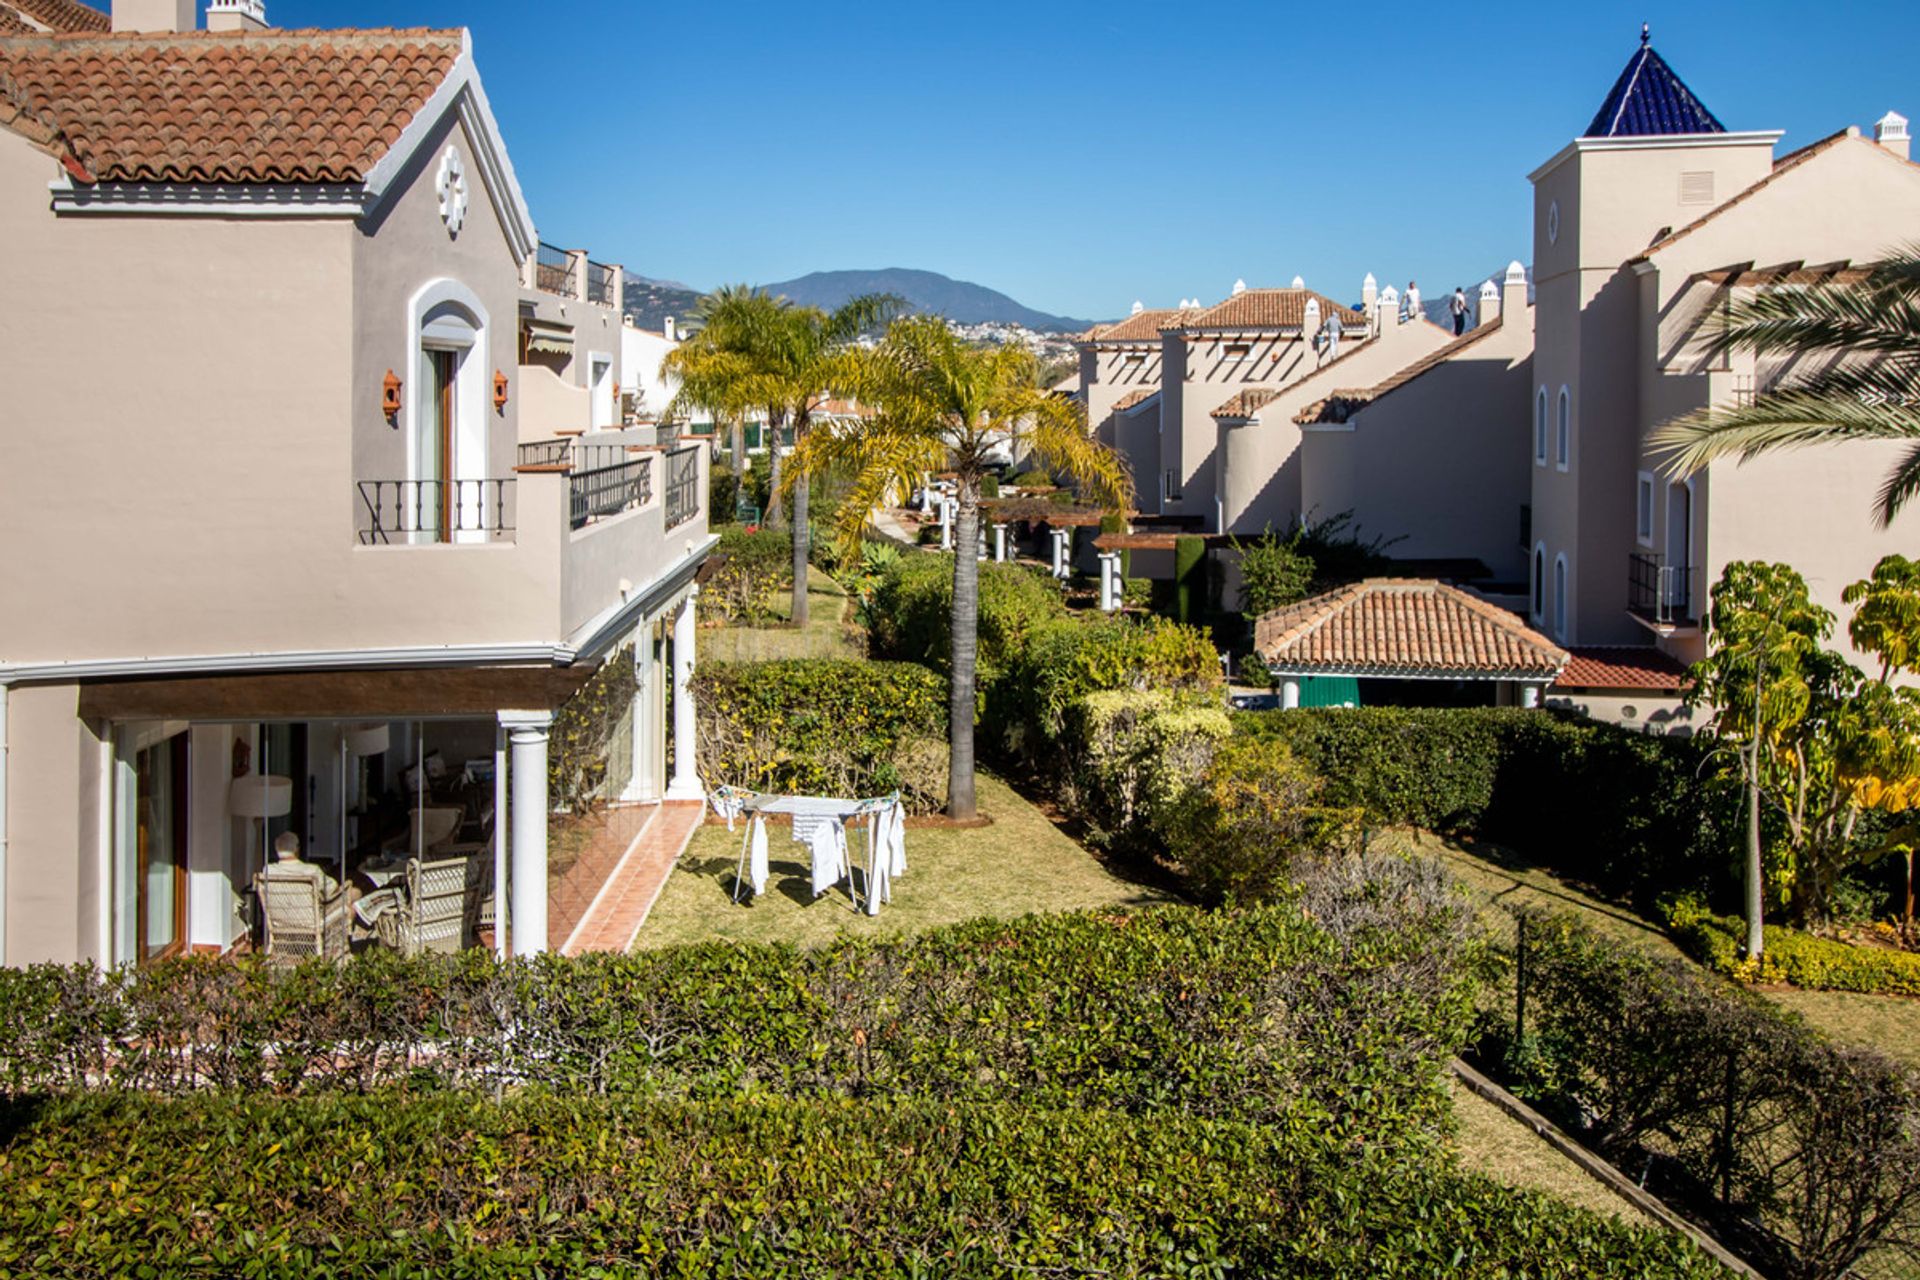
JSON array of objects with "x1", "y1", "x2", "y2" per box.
[
  {"x1": 662, "y1": 286, "x2": 892, "y2": 624},
  {"x1": 662, "y1": 284, "x2": 777, "y2": 493},
  {"x1": 1649, "y1": 249, "x2": 1920, "y2": 524},
  {"x1": 786, "y1": 316, "x2": 1130, "y2": 820}
]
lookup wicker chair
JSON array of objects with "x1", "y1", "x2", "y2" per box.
[
  {"x1": 256, "y1": 863, "x2": 350, "y2": 960},
  {"x1": 374, "y1": 853, "x2": 491, "y2": 956}
]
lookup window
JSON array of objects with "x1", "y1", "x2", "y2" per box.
[
  {"x1": 1635, "y1": 472, "x2": 1655, "y2": 546},
  {"x1": 1531, "y1": 544, "x2": 1546, "y2": 620},
  {"x1": 1553, "y1": 553, "x2": 1569, "y2": 640},
  {"x1": 1122, "y1": 353, "x2": 1146, "y2": 367},
  {"x1": 1534, "y1": 388, "x2": 1548, "y2": 464},
  {"x1": 1555, "y1": 387, "x2": 1571, "y2": 470},
  {"x1": 1163, "y1": 469, "x2": 1182, "y2": 501},
  {"x1": 1223, "y1": 343, "x2": 1252, "y2": 361}
]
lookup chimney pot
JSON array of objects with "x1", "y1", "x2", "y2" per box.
[
  {"x1": 206, "y1": 0, "x2": 268, "y2": 31},
  {"x1": 1876, "y1": 111, "x2": 1911, "y2": 162},
  {"x1": 1231, "y1": 278, "x2": 1247, "y2": 295},
  {"x1": 1130, "y1": 300, "x2": 1144, "y2": 315},
  {"x1": 1290, "y1": 275, "x2": 1305, "y2": 289}
]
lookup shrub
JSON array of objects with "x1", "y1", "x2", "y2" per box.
[
  {"x1": 1162, "y1": 734, "x2": 1363, "y2": 904},
  {"x1": 1059, "y1": 689, "x2": 1231, "y2": 855},
  {"x1": 1001, "y1": 614, "x2": 1221, "y2": 749},
  {"x1": 1489, "y1": 910, "x2": 1920, "y2": 1280},
  {"x1": 1237, "y1": 708, "x2": 1739, "y2": 908},
  {"x1": 0, "y1": 904, "x2": 1476, "y2": 1148},
  {"x1": 0, "y1": 1092, "x2": 1724, "y2": 1280},
  {"x1": 1665, "y1": 897, "x2": 1920, "y2": 996},
  {"x1": 1173, "y1": 533, "x2": 1207, "y2": 623},
  {"x1": 693, "y1": 659, "x2": 947, "y2": 810},
  {"x1": 1235, "y1": 532, "x2": 1315, "y2": 616},
  {"x1": 708, "y1": 463, "x2": 740, "y2": 524},
  {"x1": 867, "y1": 553, "x2": 1065, "y2": 679},
  {"x1": 548, "y1": 638, "x2": 636, "y2": 811},
  {"x1": 701, "y1": 526, "x2": 794, "y2": 625}
]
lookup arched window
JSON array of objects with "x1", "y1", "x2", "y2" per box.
[
  {"x1": 1531, "y1": 544, "x2": 1546, "y2": 619},
  {"x1": 1553, "y1": 553, "x2": 1569, "y2": 639},
  {"x1": 406, "y1": 279, "x2": 492, "y2": 544},
  {"x1": 1534, "y1": 388, "x2": 1548, "y2": 464},
  {"x1": 1555, "y1": 387, "x2": 1571, "y2": 470}
]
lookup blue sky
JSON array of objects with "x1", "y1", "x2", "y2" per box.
[{"x1": 285, "y1": 1, "x2": 1911, "y2": 322}]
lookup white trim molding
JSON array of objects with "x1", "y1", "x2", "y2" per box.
[
  {"x1": 1528, "y1": 130, "x2": 1784, "y2": 182},
  {"x1": 49, "y1": 180, "x2": 369, "y2": 216}
]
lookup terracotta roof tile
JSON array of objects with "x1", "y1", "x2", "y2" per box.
[
  {"x1": 1254, "y1": 578, "x2": 1568, "y2": 677},
  {"x1": 1185, "y1": 288, "x2": 1356, "y2": 331},
  {"x1": 1551, "y1": 646, "x2": 1689, "y2": 691},
  {"x1": 1, "y1": 0, "x2": 107, "y2": 34},
  {"x1": 0, "y1": 8, "x2": 32, "y2": 34},
  {"x1": 1111, "y1": 388, "x2": 1157, "y2": 411},
  {"x1": 1086, "y1": 307, "x2": 1195, "y2": 344},
  {"x1": 0, "y1": 27, "x2": 461, "y2": 184},
  {"x1": 1211, "y1": 387, "x2": 1280, "y2": 419}
]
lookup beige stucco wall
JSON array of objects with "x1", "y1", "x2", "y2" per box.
[
  {"x1": 519, "y1": 363, "x2": 591, "y2": 442},
  {"x1": 1219, "y1": 316, "x2": 1453, "y2": 535},
  {"x1": 1080, "y1": 341, "x2": 1168, "y2": 511},
  {"x1": 1544, "y1": 688, "x2": 1697, "y2": 736},
  {"x1": 3, "y1": 685, "x2": 107, "y2": 965},
  {"x1": 1165, "y1": 329, "x2": 1318, "y2": 527},
  {"x1": 1298, "y1": 304, "x2": 1533, "y2": 578}
]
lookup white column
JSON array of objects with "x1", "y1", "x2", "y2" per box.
[
  {"x1": 501, "y1": 710, "x2": 552, "y2": 957},
  {"x1": 939, "y1": 499, "x2": 954, "y2": 550},
  {"x1": 919, "y1": 474, "x2": 933, "y2": 514},
  {"x1": 1280, "y1": 678, "x2": 1301, "y2": 709},
  {"x1": 1520, "y1": 682, "x2": 1542, "y2": 709},
  {"x1": 992, "y1": 523, "x2": 1009, "y2": 562},
  {"x1": 666, "y1": 588, "x2": 703, "y2": 800},
  {"x1": 1098, "y1": 551, "x2": 1118, "y2": 611},
  {"x1": 620, "y1": 627, "x2": 655, "y2": 802},
  {"x1": 1050, "y1": 528, "x2": 1069, "y2": 578}
]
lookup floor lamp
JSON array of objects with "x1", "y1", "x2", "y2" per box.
[{"x1": 339, "y1": 722, "x2": 389, "y2": 866}]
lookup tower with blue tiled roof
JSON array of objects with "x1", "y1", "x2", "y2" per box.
[{"x1": 1522, "y1": 27, "x2": 1783, "y2": 647}]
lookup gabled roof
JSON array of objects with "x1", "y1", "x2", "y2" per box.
[
  {"x1": 0, "y1": 0, "x2": 107, "y2": 34},
  {"x1": 1551, "y1": 646, "x2": 1688, "y2": 692},
  {"x1": 1585, "y1": 31, "x2": 1725, "y2": 138},
  {"x1": 0, "y1": 27, "x2": 460, "y2": 183},
  {"x1": 1184, "y1": 288, "x2": 1353, "y2": 331},
  {"x1": 1633, "y1": 130, "x2": 1874, "y2": 261},
  {"x1": 1295, "y1": 316, "x2": 1511, "y2": 424},
  {"x1": 1088, "y1": 307, "x2": 1195, "y2": 344},
  {"x1": 1112, "y1": 388, "x2": 1158, "y2": 412},
  {"x1": 1254, "y1": 579, "x2": 1568, "y2": 678}
]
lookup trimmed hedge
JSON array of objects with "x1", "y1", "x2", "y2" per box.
[
  {"x1": 1060, "y1": 689, "x2": 1230, "y2": 856},
  {"x1": 0, "y1": 1092, "x2": 1726, "y2": 1279},
  {"x1": 0, "y1": 906, "x2": 1475, "y2": 1150},
  {"x1": 1001, "y1": 613, "x2": 1222, "y2": 749},
  {"x1": 1491, "y1": 910, "x2": 1920, "y2": 1280},
  {"x1": 866, "y1": 552, "x2": 1066, "y2": 680},
  {"x1": 1665, "y1": 897, "x2": 1920, "y2": 996},
  {"x1": 693, "y1": 658, "x2": 947, "y2": 810},
  {"x1": 1236, "y1": 707, "x2": 1739, "y2": 906},
  {"x1": 701, "y1": 526, "x2": 794, "y2": 625}
]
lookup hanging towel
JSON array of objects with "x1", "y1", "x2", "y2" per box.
[
  {"x1": 748, "y1": 816, "x2": 770, "y2": 896},
  {"x1": 886, "y1": 801, "x2": 907, "y2": 876},
  {"x1": 800, "y1": 816, "x2": 846, "y2": 898}
]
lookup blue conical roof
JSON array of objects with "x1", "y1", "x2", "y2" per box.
[{"x1": 1584, "y1": 28, "x2": 1725, "y2": 138}]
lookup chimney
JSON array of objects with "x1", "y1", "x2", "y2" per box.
[
  {"x1": 1361, "y1": 273, "x2": 1378, "y2": 312},
  {"x1": 1476, "y1": 278, "x2": 1500, "y2": 326},
  {"x1": 111, "y1": 0, "x2": 194, "y2": 31},
  {"x1": 1301, "y1": 296, "x2": 1320, "y2": 345},
  {"x1": 1130, "y1": 300, "x2": 1144, "y2": 315},
  {"x1": 1231, "y1": 278, "x2": 1247, "y2": 296},
  {"x1": 206, "y1": 0, "x2": 267, "y2": 31},
  {"x1": 1502, "y1": 260, "x2": 1528, "y2": 319},
  {"x1": 1875, "y1": 111, "x2": 1910, "y2": 162},
  {"x1": 1290, "y1": 275, "x2": 1305, "y2": 289},
  {"x1": 663, "y1": 316, "x2": 677, "y2": 342},
  {"x1": 1377, "y1": 284, "x2": 1401, "y2": 329}
]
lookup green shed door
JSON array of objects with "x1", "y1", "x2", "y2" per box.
[{"x1": 1297, "y1": 676, "x2": 1360, "y2": 708}]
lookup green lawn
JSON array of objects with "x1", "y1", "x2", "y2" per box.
[
  {"x1": 639, "y1": 772, "x2": 1176, "y2": 949},
  {"x1": 1407, "y1": 829, "x2": 1920, "y2": 1070},
  {"x1": 1448, "y1": 1078, "x2": 1645, "y2": 1223},
  {"x1": 702, "y1": 566, "x2": 863, "y2": 662}
]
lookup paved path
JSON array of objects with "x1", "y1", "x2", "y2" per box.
[{"x1": 558, "y1": 800, "x2": 704, "y2": 954}]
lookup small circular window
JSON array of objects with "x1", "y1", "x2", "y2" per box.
[
  {"x1": 1621, "y1": 705, "x2": 1638, "y2": 720},
  {"x1": 1547, "y1": 199, "x2": 1560, "y2": 245}
]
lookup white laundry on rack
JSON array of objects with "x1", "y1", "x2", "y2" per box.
[
  {"x1": 748, "y1": 816, "x2": 770, "y2": 896},
  {"x1": 792, "y1": 813, "x2": 847, "y2": 897}
]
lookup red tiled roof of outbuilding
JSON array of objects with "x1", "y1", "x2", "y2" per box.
[
  {"x1": 1551, "y1": 646, "x2": 1689, "y2": 692},
  {"x1": 1254, "y1": 578, "x2": 1567, "y2": 678}
]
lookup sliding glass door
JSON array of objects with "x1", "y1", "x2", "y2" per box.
[{"x1": 134, "y1": 732, "x2": 189, "y2": 962}]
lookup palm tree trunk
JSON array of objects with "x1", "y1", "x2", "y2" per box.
[
  {"x1": 947, "y1": 475, "x2": 981, "y2": 820},
  {"x1": 730, "y1": 417, "x2": 745, "y2": 479},
  {"x1": 765, "y1": 408, "x2": 786, "y2": 528},
  {"x1": 790, "y1": 419, "x2": 811, "y2": 628},
  {"x1": 1744, "y1": 746, "x2": 1765, "y2": 960}
]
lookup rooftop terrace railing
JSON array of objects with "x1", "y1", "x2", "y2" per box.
[
  {"x1": 586, "y1": 259, "x2": 617, "y2": 307},
  {"x1": 535, "y1": 241, "x2": 576, "y2": 299},
  {"x1": 358, "y1": 478, "x2": 514, "y2": 545},
  {"x1": 664, "y1": 444, "x2": 701, "y2": 530},
  {"x1": 569, "y1": 455, "x2": 653, "y2": 531},
  {"x1": 516, "y1": 439, "x2": 572, "y2": 469}
]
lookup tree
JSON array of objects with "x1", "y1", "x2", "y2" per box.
[
  {"x1": 1839, "y1": 555, "x2": 1920, "y2": 926},
  {"x1": 1649, "y1": 248, "x2": 1920, "y2": 525},
  {"x1": 663, "y1": 286, "x2": 894, "y2": 626},
  {"x1": 662, "y1": 284, "x2": 777, "y2": 495},
  {"x1": 1687, "y1": 562, "x2": 1838, "y2": 954},
  {"x1": 786, "y1": 316, "x2": 1131, "y2": 819}
]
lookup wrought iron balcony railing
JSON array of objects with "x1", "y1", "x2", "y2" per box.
[
  {"x1": 569, "y1": 456, "x2": 653, "y2": 531},
  {"x1": 664, "y1": 444, "x2": 702, "y2": 530},
  {"x1": 1628, "y1": 551, "x2": 1695, "y2": 626},
  {"x1": 358, "y1": 478, "x2": 514, "y2": 545}
]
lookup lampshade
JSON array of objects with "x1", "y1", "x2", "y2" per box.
[
  {"x1": 344, "y1": 723, "x2": 390, "y2": 758},
  {"x1": 229, "y1": 773, "x2": 293, "y2": 819}
]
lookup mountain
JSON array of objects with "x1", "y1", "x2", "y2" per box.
[
  {"x1": 760, "y1": 268, "x2": 1094, "y2": 333},
  {"x1": 622, "y1": 274, "x2": 703, "y2": 333}
]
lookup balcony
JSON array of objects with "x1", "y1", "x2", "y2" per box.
[
  {"x1": 1628, "y1": 552, "x2": 1695, "y2": 627},
  {"x1": 664, "y1": 444, "x2": 701, "y2": 530},
  {"x1": 534, "y1": 241, "x2": 576, "y2": 298},
  {"x1": 585, "y1": 259, "x2": 617, "y2": 307},
  {"x1": 357, "y1": 478, "x2": 515, "y2": 545}
]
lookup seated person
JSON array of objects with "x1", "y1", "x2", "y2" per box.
[{"x1": 267, "y1": 831, "x2": 341, "y2": 897}]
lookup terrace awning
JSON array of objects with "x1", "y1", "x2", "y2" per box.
[{"x1": 522, "y1": 319, "x2": 573, "y2": 356}]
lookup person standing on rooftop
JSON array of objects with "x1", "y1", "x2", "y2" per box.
[{"x1": 1449, "y1": 287, "x2": 1468, "y2": 335}]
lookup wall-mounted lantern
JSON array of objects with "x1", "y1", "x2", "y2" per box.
[
  {"x1": 493, "y1": 369, "x2": 509, "y2": 412},
  {"x1": 382, "y1": 369, "x2": 402, "y2": 421}
]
